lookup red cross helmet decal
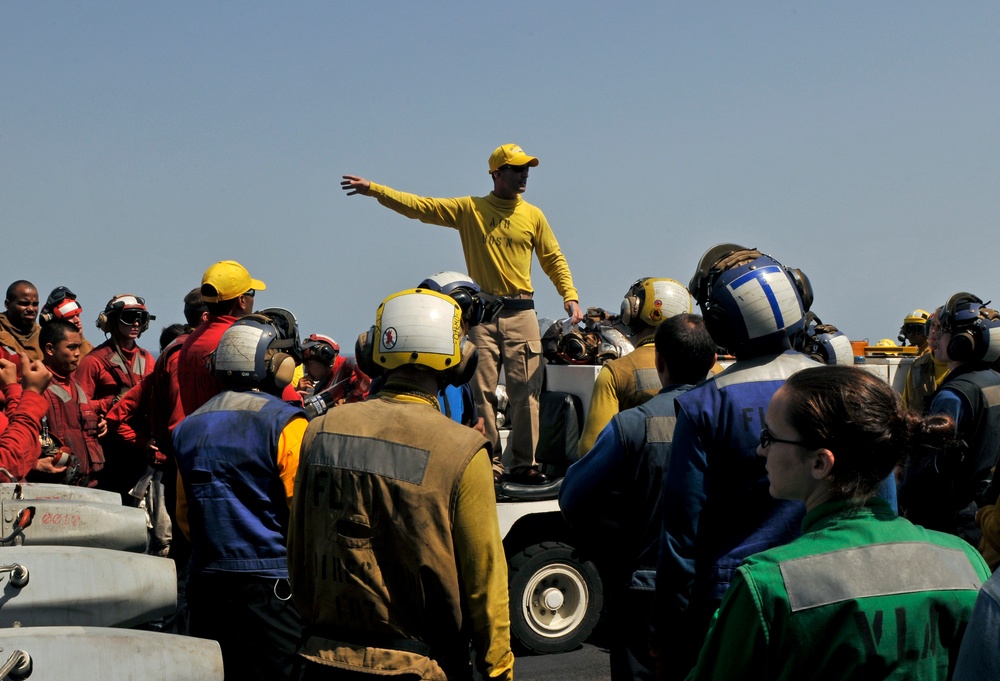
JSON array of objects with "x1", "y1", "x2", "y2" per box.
[{"x1": 382, "y1": 327, "x2": 397, "y2": 349}]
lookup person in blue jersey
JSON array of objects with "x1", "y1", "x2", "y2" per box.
[
  {"x1": 652, "y1": 244, "x2": 822, "y2": 680},
  {"x1": 560, "y1": 313, "x2": 717, "y2": 681},
  {"x1": 172, "y1": 311, "x2": 306, "y2": 681}
]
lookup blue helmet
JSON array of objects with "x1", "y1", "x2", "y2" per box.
[{"x1": 690, "y1": 244, "x2": 811, "y2": 358}]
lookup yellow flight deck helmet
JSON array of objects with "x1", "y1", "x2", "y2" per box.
[
  {"x1": 899, "y1": 308, "x2": 931, "y2": 344},
  {"x1": 620, "y1": 278, "x2": 692, "y2": 330},
  {"x1": 372, "y1": 288, "x2": 464, "y2": 372}
]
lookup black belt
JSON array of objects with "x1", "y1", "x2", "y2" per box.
[{"x1": 500, "y1": 297, "x2": 535, "y2": 310}]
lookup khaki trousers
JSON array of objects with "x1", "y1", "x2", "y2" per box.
[{"x1": 467, "y1": 308, "x2": 543, "y2": 472}]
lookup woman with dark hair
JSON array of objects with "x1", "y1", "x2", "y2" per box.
[{"x1": 685, "y1": 365, "x2": 990, "y2": 681}]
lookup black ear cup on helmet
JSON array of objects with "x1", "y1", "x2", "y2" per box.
[
  {"x1": 943, "y1": 292, "x2": 985, "y2": 363},
  {"x1": 257, "y1": 307, "x2": 302, "y2": 364},
  {"x1": 449, "y1": 289, "x2": 474, "y2": 316},
  {"x1": 304, "y1": 341, "x2": 337, "y2": 366},
  {"x1": 703, "y1": 305, "x2": 735, "y2": 355},
  {"x1": 354, "y1": 328, "x2": 383, "y2": 379},
  {"x1": 317, "y1": 344, "x2": 337, "y2": 365},
  {"x1": 947, "y1": 332, "x2": 977, "y2": 363}
]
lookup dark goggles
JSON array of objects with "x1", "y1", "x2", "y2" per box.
[
  {"x1": 47, "y1": 286, "x2": 77, "y2": 306},
  {"x1": 118, "y1": 309, "x2": 151, "y2": 326}
]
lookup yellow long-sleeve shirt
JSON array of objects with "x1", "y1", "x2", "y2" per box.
[
  {"x1": 369, "y1": 181, "x2": 578, "y2": 303},
  {"x1": 578, "y1": 342, "x2": 660, "y2": 455}
]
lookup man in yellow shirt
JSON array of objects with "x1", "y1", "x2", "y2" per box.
[{"x1": 342, "y1": 143, "x2": 583, "y2": 485}]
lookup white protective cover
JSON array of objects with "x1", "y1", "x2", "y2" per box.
[
  {"x1": 646, "y1": 278, "x2": 692, "y2": 320},
  {"x1": 376, "y1": 291, "x2": 460, "y2": 371},
  {"x1": 725, "y1": 264, "x2": 803, "y2": 341}
]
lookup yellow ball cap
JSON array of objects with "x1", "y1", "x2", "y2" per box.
[
  {"x1": 488, "y1": 144, "x2": 539, "y2": 173},
  {"x1": 201, "y1": 260, "x2": 267, "y2": 303}
]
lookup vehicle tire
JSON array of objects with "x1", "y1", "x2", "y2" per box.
[{"x1": 508, "y1": 541, "x2": 603, "y2": 654}]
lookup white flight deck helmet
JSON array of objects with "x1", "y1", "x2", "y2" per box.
[
  {"x1": 363, "y1": 288, "x2": 478, "y2": 386},
  {"x1": 689, "y1": 244, "x2": 812, "y2": 358},
  {"x1": 619, "y1": 277, "x2": 692, "y2": 332},
  {"x1": 96, "y1": 293, "x2": 155, "y2": 335},
  {"x1": 211, "y1": 314, "x2": 300, "y2": 393}
]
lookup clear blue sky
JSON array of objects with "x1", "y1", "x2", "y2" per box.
[{"x1": 3, "y1": 2, "x2": 998, "y2": 351}]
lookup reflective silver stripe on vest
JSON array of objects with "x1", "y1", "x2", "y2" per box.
[
  {"x1": 47, "y1": 383, "x2": 72, "y2": 403},
  {"x1": 714, "y1": 352, "x2": 820, "y2": 389},
  {"x1": 109, "y1": 350, "x2": 146, "y2": 379},
  {"x1": 192, "y1": 391, "x2": 269, "y2": 415},
  {"x1": 311, "y1": 432, "x2": 429, "y2": 485},
  {"x1": 983, "y1": 384, "x2": 1000, "y2": 409},
  {"x1": 645, "y1": 415, "x2": 677, "y2": 443},
  {"x1": 634, "y1": 368, "x2": 661, "y2": 392},
  {"x1": 110, "y1": 352, "x2": 128, "y2": 374},
  {"x1": 781, "y1": 541, "x2": 983, "y2": 613}
]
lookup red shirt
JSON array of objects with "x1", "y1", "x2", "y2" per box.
[
  {"x1": 107, "y1": 333, "x2": 189, "y2": 455},
  {"x1": 76, "y1": 341, "x2": 155, "y2": 415},
  {"x1": 40, "y1": 367, "x2": 104, "y2": 484},
  {"x1": 0, "y1": 344, "x2": 22, "y2": 388},
  {"x1": 0, "y1": 388, "x2": 46, "y2": 481},
  {"x1": 315, "y1": 355, "x2": 371, "y2": 404},
  {"x1": 178, "y1": 315, "x2": 238, "y2": 416}
]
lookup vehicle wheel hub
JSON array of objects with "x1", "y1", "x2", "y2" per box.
[
  {"x1": 541, "y1": 587, "x2": 564, "y2": 610},
  {"x1": 522, "y1": 563, "x2": 588, "y2": 638}
]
